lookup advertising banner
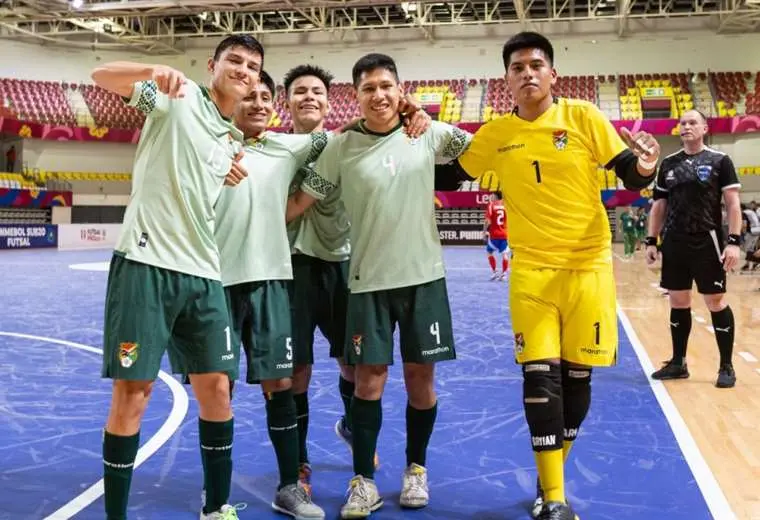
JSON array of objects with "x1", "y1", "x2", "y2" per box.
[
  {"x1": 438, "y1": 223, "x2": 485, "y2": 246},
  {"x1": 57, "y1": 224, "x2": 121, "y2": 250},
  {"x1": 0, "y1": 188, "x2": 72, "y2": 208},
  {"x1": 434, "y1": 191, "x2": 495, "y2": 208},
  {"x1": 0, "y1": 224, "x2": 57, "y2": 249}
]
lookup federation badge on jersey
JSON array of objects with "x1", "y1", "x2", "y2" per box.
[
  {"x1": 119, "y1": 342, "x2": 139, "y2": 368},
  {"x1": 514, "y1": 332, "x2": 525, "y2": 355},
  {"x1": 552, "y1": 130, "x2": 568, "y2": 151},
  {"x1": 352, "y1": 334, "x2": 363, "y2": 355},
  {"x1": 696, "y1": 164, "x2": 713, "y2": 182}
]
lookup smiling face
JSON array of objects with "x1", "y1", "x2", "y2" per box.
[
  {"x1": 355, "y1": 67, "x2": 402, "y2": 132},
  {"x1": 234, "y1": 81, "x2": 274, "y2": 138},
  {"x1": 287, "y1": 75, "x2": 330, "y2": 132},
  {"x1": 208, "y1": 45, "x2": 263, "y2": 102},
  {"x1": 505, "y1": 47, "x2": 557, "y2": 109}
]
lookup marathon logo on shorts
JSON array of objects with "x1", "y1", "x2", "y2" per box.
[
  {"x1": 352, "y1": 334, "x2": 363, "y2": 355},
  {"x1": 552, "y1": 130, "x2": 568, "y2": 151},
  {"x1": 119, "y1": 342, "x2": 139, "y2": 368}
]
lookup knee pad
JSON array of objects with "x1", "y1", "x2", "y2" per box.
[
  {"x1": 522, "y1": 362, "x2": 563, "y2": 452},
  {"x1": 561, "y1": 362, "x2": 592, "y2": 441}
]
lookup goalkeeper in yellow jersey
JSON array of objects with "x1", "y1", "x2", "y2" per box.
[{"x1": 446, "y1": 32, "x2": 661, "y2": 520}]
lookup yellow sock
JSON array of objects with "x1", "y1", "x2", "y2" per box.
[
  {"x1": 535, "y1": 449, "x2": 564, "y2": 503},
  {"x1": 563, "y1": 440, "x2": 574, "y2": 463}
]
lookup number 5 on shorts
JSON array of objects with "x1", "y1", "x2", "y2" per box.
[{"x1": 286, "y1": 337, "x2": 293, "y2": 361}]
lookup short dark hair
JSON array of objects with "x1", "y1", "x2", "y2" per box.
[
  {"x1": 283, "y1": 64, "x2": 334, "y2": 94},
  {"x1": 258, "y1": 70, "x2": 276, "y2": 98},
  {"x1": 502, "y1": 31, "x2": 554, "y2": 69},
  {"x1": 494, "y1": 190, "x2": 503, "y2": 199},
  {"x1": 683, "y1": 108, "x2": 708, "y2": 123},
  {"x1": 351, "y1": 53, "x2": 399, "y2": 87},
  {"x1": 213, "y1": 35, "x2": 265, "y2": 65}
]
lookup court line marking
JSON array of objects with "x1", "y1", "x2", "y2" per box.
[
  {"x1": 738, "y1": 351, "x2": 758, "y2": 363},
  {"x1": 0, "y1": 331, "x2": 190, "y2": 520},
  {"x1": 617, "y1": 306, "x2": 737, "y2": 520}
]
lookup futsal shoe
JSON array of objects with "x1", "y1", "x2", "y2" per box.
[
  {"x1": 340, "y1": 475, "x2": 383, "y2": 518},
  {"x1": 335, "y1": 417, "x2": 380, "y2": 469},
  {"x1": 490, "y1": 271, "x2": 500, "y2": 281},
  {"x1": 399, "y1": 463, "x2": 429, "y2": 508},
  {"x1": 651, "y1": 359, "x2": 689, "y2": 380},
  {"x1": 537, "y1": 501, "x2": 577, "y2": 520},
  {"x1": 531, "y1": 478, "x2": 544, "y2": 518},
  {"x1": 716, "y1": 363, "x2": 736, "y2": 388},
  {"x1": 272, "y1": 482, "x2": 325, "y2": 519},
  {"x1": 200, "y1": 504, "x2": 239, "y2": 519}
]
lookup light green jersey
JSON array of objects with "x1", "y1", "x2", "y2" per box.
[
  {"x1": 115, "y1": 79, "x2": 243, "y2": 280},
  {"x1": 215, "y1": 131, "x2": 328, "y2": 286},
  {"x1": 301, "y1": 120, "x2": 472, "y2": 293},
  {"x1": 287, "y1": 135, "x2": 351, "y2": 263}
]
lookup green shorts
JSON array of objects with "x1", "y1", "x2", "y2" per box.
[
  {"x1": 101, "y1": 253, "x2": 236, "y2": 381},
  {"x1": 289, "y1": 254, "x2": 349, "y2": 364},
  {"x1": 344, "y1": 277, "x2": 456, "y2": 366},
  {"x1": 227, "y1": 280, "x2": 294, "y2": 384}
]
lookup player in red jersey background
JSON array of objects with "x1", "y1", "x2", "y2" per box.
[{"x1": 484, "y1": 191, "x2": 510, "y2": 280}]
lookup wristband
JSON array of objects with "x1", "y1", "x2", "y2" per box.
[
  {"x1": 727, "y1": 234, "x2": 741, "y2": 246},
  {"x1": 638, "y1": 156, "x2": 657, "y2": 170},
  {"x1": 644, "y1": 236, "x2": 657, "y2": 247}
]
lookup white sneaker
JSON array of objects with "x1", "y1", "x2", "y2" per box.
[
  {"x1": 200, "y1": 504, "x2": 239, "y2": 519},
  {"x1": 340, "y1": 475, "x2": 383, "y2": 519},
  {"x1": 399, "y1": 463, "x2": 429, "y2": 509}
]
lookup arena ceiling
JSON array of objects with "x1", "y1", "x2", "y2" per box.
[{"x1": 0, "y1": 0, "x2": 758, "y2": 54}]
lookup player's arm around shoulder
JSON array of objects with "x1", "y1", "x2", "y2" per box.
[
  {"x1": 285, "y1": 133, "x2": 342, "y2": 222},
  {"x1": 91, "y1": 62, "x2": 188, "y2": 116},
  {"x1": 583, "y1": 103, "x2": 660, "y2": 190}
]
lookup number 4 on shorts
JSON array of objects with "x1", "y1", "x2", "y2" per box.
[{"x1": 430, "y1": 321, "x2": 441, "y2": 345}]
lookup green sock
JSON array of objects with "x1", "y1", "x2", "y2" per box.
[
  {"x1": 265, "y1": 389, "x2": 299, "y2": 489},
  {"x1": 103, "y1": 430, "x2": 140, "y2": 520},
  {"x1": 351, "y1": 396, "x2": 382, "y2": 479},
  {"x1": 406, "y1": 402, "x2": 438, "y2": 467},
  {"x1": 339, "y1": 375, "x2": 354, "y2": 427},
  {"x1": 293, "y1": 391, "x2": 309, "y2": 464},
  {"x1": 199, "y1": 417, "x2": 234, "y2": 514}
]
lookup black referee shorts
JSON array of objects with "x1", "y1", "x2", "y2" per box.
[{"x1": 660, "y1": 231, "x2": 726, "y2": 294}]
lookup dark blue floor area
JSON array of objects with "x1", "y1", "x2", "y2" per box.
[{"x1": 0, "y1": 248, "x2": 713, "y2": 519}]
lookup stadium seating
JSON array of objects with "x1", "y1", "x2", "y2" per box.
[
  {"x1": 0, "y1": 207, "x2": 49, "y2": 224},
  {"x1": 0, "y1": 172, "x2": 36, "y2": 190},
  {"x1": 29, "y1": 170, "x2": 131, "y2": 184},
  {"x1": 1, "y1": 71, "x2": 757, "y2": 131}
]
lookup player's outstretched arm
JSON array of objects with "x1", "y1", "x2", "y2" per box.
[{"x1": 91, "y1": 62, "x2": 187, "y2": 100}]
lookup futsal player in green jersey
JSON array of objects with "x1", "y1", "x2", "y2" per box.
[
  {"x1": 287, "y1": 53, "x2": 472, "y2": 519},
  {"x1": 620, "y1": 206, "x2": 637, "y2": 257},
  {"x1": 213, "y1": 71, "x2": 328, "y2": 519},
  {"x1": 93, "y1": 35, "x2": 264, "y2": 520}
]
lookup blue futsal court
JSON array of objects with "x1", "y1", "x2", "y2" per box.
[{"x1": 0, "y1": 247, "x2": 719, "y2": 519}]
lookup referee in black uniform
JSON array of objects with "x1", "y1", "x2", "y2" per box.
[{"x1": 645, "y1": 109, "x2": 741, "y2": 388}]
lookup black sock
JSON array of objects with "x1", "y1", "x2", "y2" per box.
[
  {"x1": 265, "y1": 389, "x2": 299, "y2": 489},
  {"x1": 405, "y1": 402, "x2": 438, "y2": 467},
  {"x1": 711, "y1": 306, "x2": 735, "y2": 366},
  {"x1": 339, "y1": 375, "x2": 355, "y2": 428},
  {"x1": 293, "y1": 391, "x2": 309, "y2": 464},
  {"x1": 351, "y1": 396, "x2": 382, "y2": 479},
  {"x1": 199, "y1": 418, "x2": 234, "y2": 514},
  {"x1": 103, "y1": 430, "x2": 140, "y2": 520},
  {"x1": 670, "y1": 307, "x2": 692, "y2": 364}
]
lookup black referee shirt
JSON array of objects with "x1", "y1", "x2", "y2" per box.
[{"x1": 653, "y1": 148, "x2": 740, "y2": 235}]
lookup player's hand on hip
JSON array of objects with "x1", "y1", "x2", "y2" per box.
[
  {"x1": 224, "y1": 151, "x2": 247, "y2": 186},
  {"x1": 722, "y1": 244, "x2": 740, "y2": 272},
  {"x1": 151, "y1": 65, "x2": 187, "y2": 98},
  {"x1": 645, "y1": 245, "x2": 658, "y2": 265},
  {"x1": 620, "y1": 127, "x2": 660, "y2": 163}
]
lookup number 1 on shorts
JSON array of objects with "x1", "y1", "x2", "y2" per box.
[
  {"x1": 593, "y1": 321, "x2": 600, "y2": 346},
  {"x1": 224, "y1": 326, "x2": 231, "y2": 351}
]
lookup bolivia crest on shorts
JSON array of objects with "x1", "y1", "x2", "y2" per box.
[
  {"x1": 352, "y1": 335, "x2": 363, "y2": 355},
  {"x1": 552, "y1": 130, "x2": 568, "y2": 151},
  {"x1": 119, "y1": 342, "x2": 139, "y2": 368}
]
